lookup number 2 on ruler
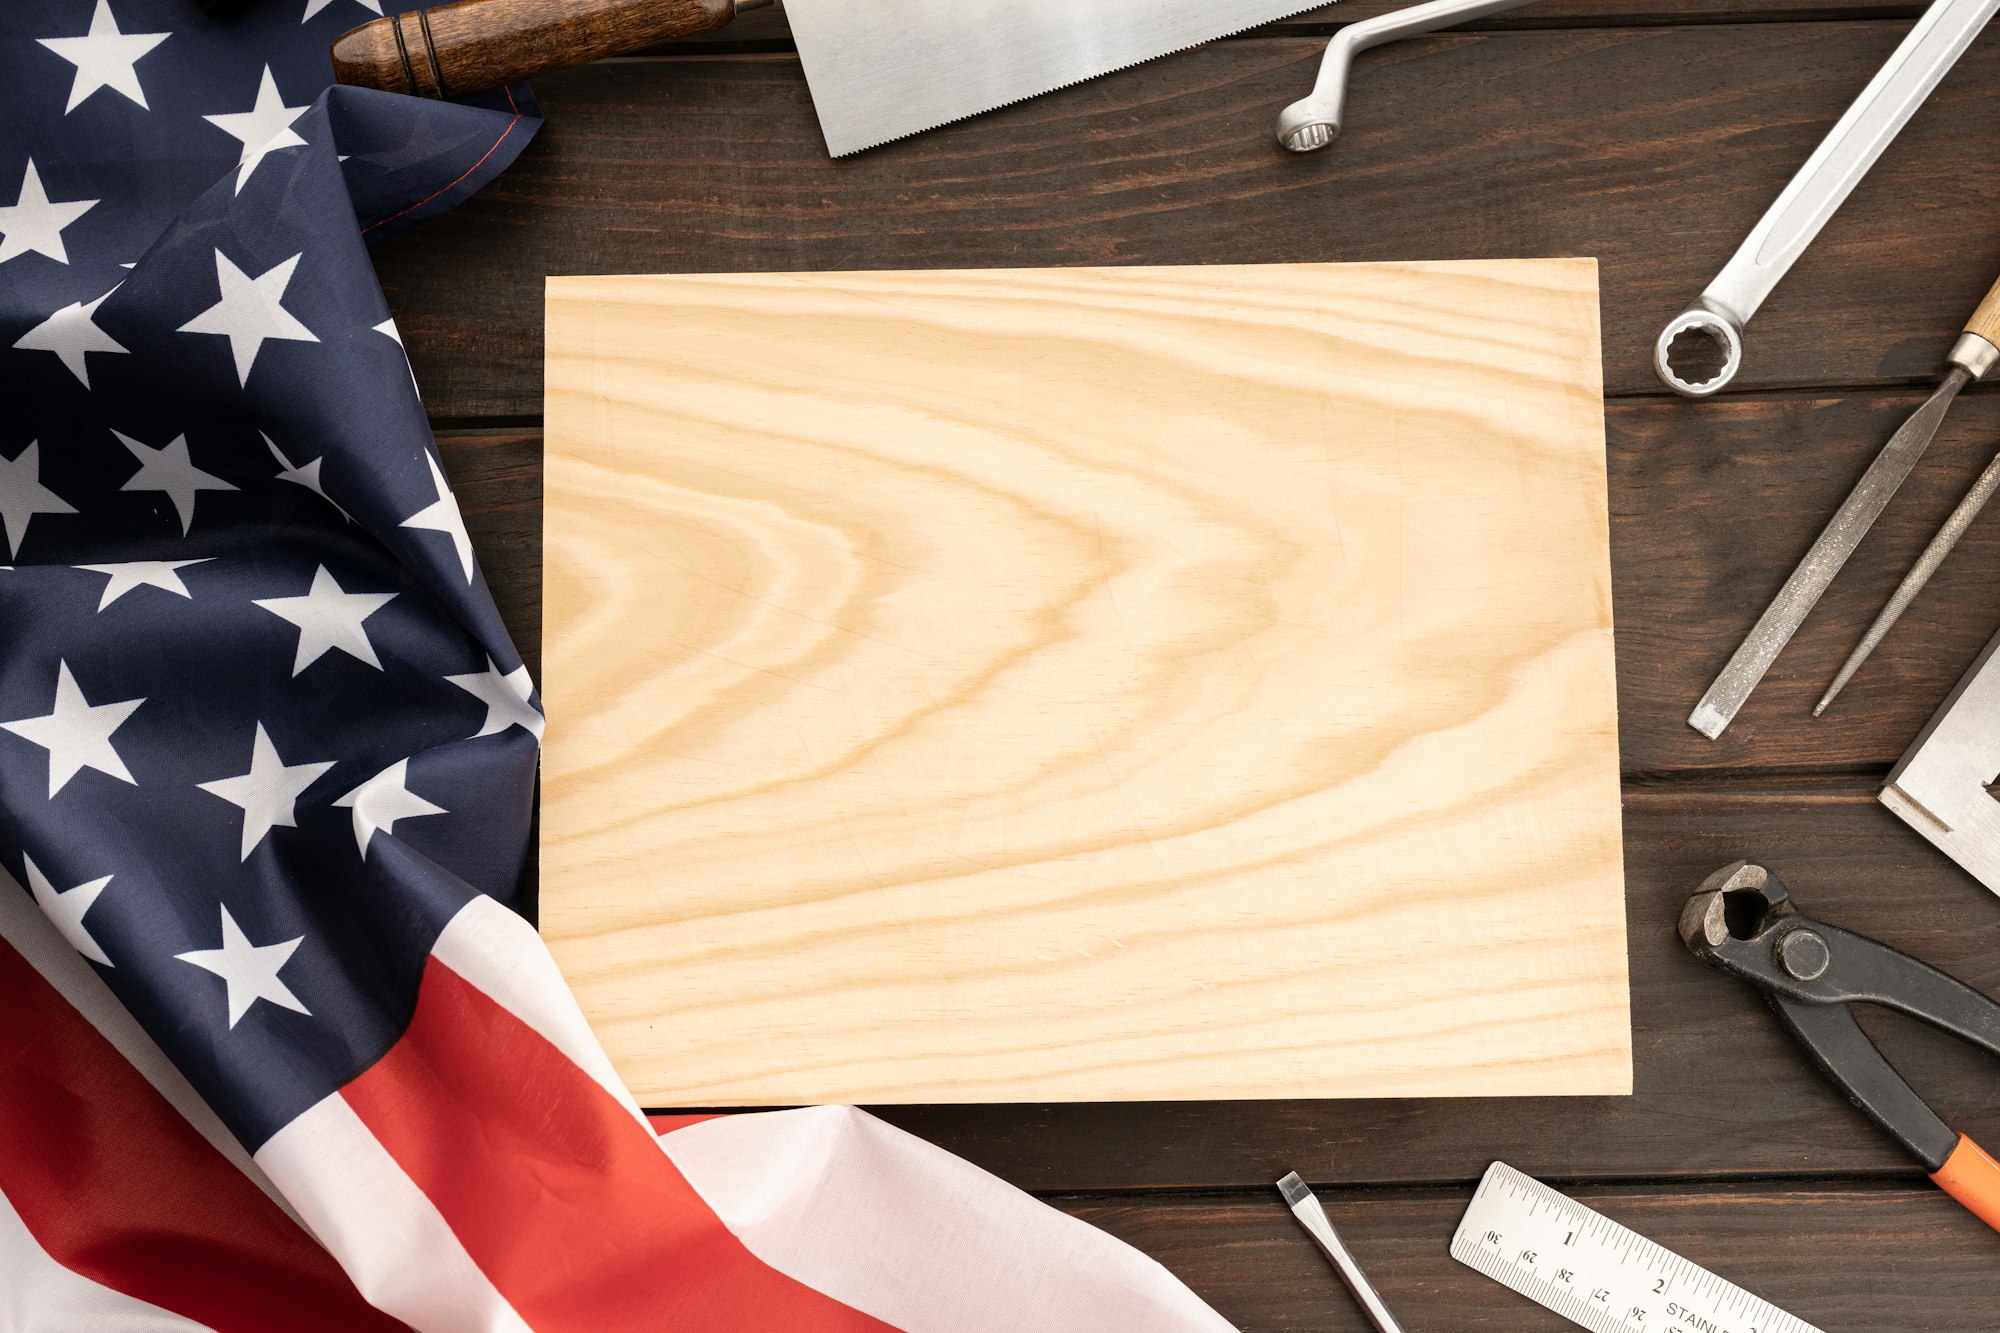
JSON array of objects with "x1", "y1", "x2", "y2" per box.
[{"x1": 1451, "y1": 1162, "x2": 1821, "y2": 1333}]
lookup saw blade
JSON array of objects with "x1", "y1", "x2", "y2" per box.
[{"x1": 787, "y1": 0, "x2": 1333, "y2": 157}]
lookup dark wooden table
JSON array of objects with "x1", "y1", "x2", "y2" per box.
[{"x1": 373, "y1": 4, "x2": 2000, "y2": 1326}]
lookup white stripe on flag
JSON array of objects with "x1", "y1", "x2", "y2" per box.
[
  {"x1": 0, "y1": 1187, "x2": 215, "y2": 1333},
  {"x1": 0, "y1": 867, "x2": 298, "y2": 1225},
  {"x1": 254, "y1": 1093, "x2": 534, "y2": 1333},
  {"x1": 430, "y1": 894, "x2": 644, "y2": 1126},
  {"x1": 659, "y1": 1105, "x2": 1239, "y2": 1333}
]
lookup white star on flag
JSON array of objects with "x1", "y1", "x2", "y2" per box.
[
  {"x1": 37, "y1": 0, "x2": 171, "y2": 114},
  {"x1": 0, "y1": 160, "x2": 98, "y2": 265},
  {"x1": 334, "y1": 758, "x2": 446, "y2": 857},
  {"x1": 175, "y1": 905, "x2": 310, "y2": 1028},
  {"x1": 114, "y1": 430, "x2": 238, "y2": 534},
  {"x1": 302, "y1": 0, "x2": 382, "y2": 22},
  {"x1": 374, "y1": 316, "x2": 421, "y2": 400},
  {"x1": 0, "y1": 661, "x2": 145, "y2": 798},
  {"x1": 401, "y1": 452, "x2": 474, "y2": 582},
  {"x1": 13, "y1": 288, "x2": 127, "y2": 388},
  {"x1": 198, "y1": 723, "x2": 336, "y2": 861},
  {"x1": 23, "y1": 853, "x2": 115, "y2": 967},
  {"x1": 76, "y1": 558, "x2": 210, "y2": 611},
  {"x1": 253, "y1": 565, "x2": 397, "y2": 675},
  {"x1": 446, "y1": 658, "x2": 545, "y2": 740},
  {"x1": 0, "y1": 441, "x2": 77, "y2": 559},
  {"x1": 265, "y1": 433, "x2": 351, "y2": 522},
  {"x1": 204, "y1": 66, "x2": 311, "y2": 194},
  {"x1": 177, "y1": 249, "x2": 319, "y2": 386}
]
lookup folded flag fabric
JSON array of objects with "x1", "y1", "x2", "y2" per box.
[{"x1": 0, "y1": 4, "x2": 1238, "y2": 1329}]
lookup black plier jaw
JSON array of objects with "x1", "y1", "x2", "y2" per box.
[
  {"x1": 1679, "y1": 861, "x2": 1791, "y2": 958},
  {"x1": 1682, "y1": 861, "x2": 2000, "y2": 1232}
]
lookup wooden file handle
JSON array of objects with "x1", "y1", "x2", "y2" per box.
[
  {"x1": 331, "y1": 0, "x2": 750, "y2": 100},
  {"x1": 1966, "y1": 272, "x2": 2000, "y2": 352}
]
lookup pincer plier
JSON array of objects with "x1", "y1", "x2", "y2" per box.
[{"x1": 1681, "y1": 860, "x2": 2000, "y2": 1233}]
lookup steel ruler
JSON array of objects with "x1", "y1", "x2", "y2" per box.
[{"x1": 1450, "y1": 1163, "x2": 1823, "y2": 1333}]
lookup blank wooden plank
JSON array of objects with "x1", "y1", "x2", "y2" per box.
[
  {"x1": 539, "y1": 258, "x2": 1629, "y2": 1107},
  {"x1": 1068, "y1": 1181, "x2": 2000, "y2": 1332},
  {"x1": 377, "y1": 23, "x2": 2000, "y2": 421},
  {"x1": 448, "y1": 388, "x2": 2000, "y2": 780},
  {"x1": 445, "y1": 433, "x2": 2000, "y2": 1191}
]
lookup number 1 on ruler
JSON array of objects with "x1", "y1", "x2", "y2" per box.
[{"x1": 1450, "y1": 1162, "x2": 1824, "y2": 1333}]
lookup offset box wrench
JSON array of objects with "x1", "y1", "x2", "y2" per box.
[
  {"x1": 1682, "y1": 861, "x2": 2000, "y2": 1233},
  {"x1": 1275, "y1": 0, "x2": 1547, "y2": 153},
  {"x1": 1655, "y1": 0, "x2": 2000, "y2": 397}
]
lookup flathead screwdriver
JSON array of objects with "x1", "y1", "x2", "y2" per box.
[{"x1": 1278, "y1": 1172, "x2": 1404, "y2": 1333}]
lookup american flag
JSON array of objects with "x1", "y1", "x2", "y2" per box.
[{"x1": 0, "y1": 3, "x2": 1238, "y2": 1328}]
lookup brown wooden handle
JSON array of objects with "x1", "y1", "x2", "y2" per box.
[
  {"x1": 1966, "y1": 272, "x2": 2000, "y2": 350},
  {"x1": 331, "y1": 0, "x2": 735, "y2": 99}
]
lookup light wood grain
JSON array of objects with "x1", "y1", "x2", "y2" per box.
[
  {"x1": 1963, "y1": 272, "x2": 2000, "y2": 350},
  {"x1": 541, "y1": 259, "x2": 1629, "y2": 1107}
]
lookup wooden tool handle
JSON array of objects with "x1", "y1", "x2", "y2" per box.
[
  {"x1": 1966, "y1": 272, "x2": 2000, "y2": 350},
  {"x1": 331, "y1": 0, "x2": 735, "y2": 99}
]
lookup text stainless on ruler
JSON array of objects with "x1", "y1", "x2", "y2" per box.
[{"x1": 1450, "y1": 1162, "x2": 1823, "y2": 1333}]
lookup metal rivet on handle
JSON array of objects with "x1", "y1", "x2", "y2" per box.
[{"x1": 1778, "y1": 929, "x2": 1831, "y2": 982}]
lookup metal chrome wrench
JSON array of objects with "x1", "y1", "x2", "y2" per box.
[
  {"x1": 1275, "y1": 0, "x2": 1547, "y2": 152},
  {"x1": 1655, "y1": 0, "x2": 2000, "y2": 396}
]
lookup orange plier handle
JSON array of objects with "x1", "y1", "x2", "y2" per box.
[{"x1": 1933, "y1": 1136, "x2": 2000, "y2": 1233}]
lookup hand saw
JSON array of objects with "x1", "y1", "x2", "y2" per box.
[{"x1": 331, "y1": 0, "x2": 1331, "y2": 157}]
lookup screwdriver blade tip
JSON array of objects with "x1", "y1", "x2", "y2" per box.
[{"x1": 1277, "y1": 1172, "x2": 1313, "y2": 1206}]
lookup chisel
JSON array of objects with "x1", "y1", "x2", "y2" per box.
[{"x1": 1688, "y1": 269, "x2": 2000, "y2": 739}]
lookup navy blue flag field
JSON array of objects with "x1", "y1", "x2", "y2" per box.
[
  {"x1": 1, "y1": 0, "x2": 544, "y2": 1152},
  {"x1": 0, "y1": 6, "x2": 1245, "y2": 1330}
]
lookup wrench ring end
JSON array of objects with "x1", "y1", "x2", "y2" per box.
[
  {"x1": 1655, "y1": 307, "x2": 1743, "y2": 398},
  {"x1": 1276, "y1": 99, "x2": 1339, "y2": 153}
]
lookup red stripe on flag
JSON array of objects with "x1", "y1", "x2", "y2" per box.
[
  {"x1": 0, "y1": 935, "x2": 406, "y2": 1333},
  {"x1": 649, "y1": 1112, "x2": 727, "y2": 1134},
  {"x1": 343, "y1": 958, "x2": 902, "y2": 1333}
]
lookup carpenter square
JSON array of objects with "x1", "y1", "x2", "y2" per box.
[
  {"x1": 332, "y1": 0, "x2": 1331, "y2": 157},
  {"x1": 1882, "y1": 625, "x2": 2000, "y2": 896},
  {"x1": 1688, "y1": 268, "x2": 2000, "y2": 739}
]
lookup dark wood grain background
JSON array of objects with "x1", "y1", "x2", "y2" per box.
[{"x1": 376, "y1": 4, "x2": 2000, "y2": 1326}]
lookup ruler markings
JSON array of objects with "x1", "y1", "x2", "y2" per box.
[{"x1": 1451, "y1": 1162, "x2": 1825, "y2": 1333}]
